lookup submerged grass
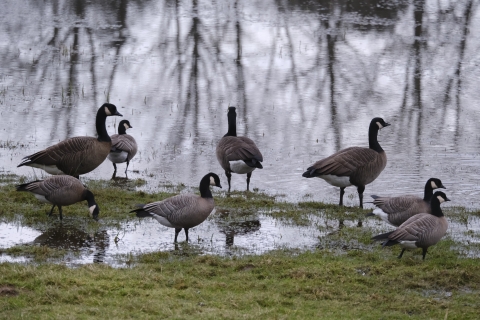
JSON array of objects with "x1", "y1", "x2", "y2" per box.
[{"x1": 1, "y1": 174, "x2": 480, "y2": 318}]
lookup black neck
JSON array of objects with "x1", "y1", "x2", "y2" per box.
[
  {"x1": 199, "y1": 175, "x2": 213, "y2": 198},
  {"x1": 84, "y1": 190, "x2": 97, "y2": 207},
  {"x1": 368, "y1": 122, "x2": 383, "y2": 153},
  {"x1": 118, "y1": 123, "x2": 127, "y2": 135},
  {"x1": 423, "y1": 182, "x2": 434, "y2": 202},
  {"x1": 96, "y1": 107, "x2": 111, "y2": 142},
  {"x1": 224, "y1": 112, "x2": 237, "y2": 137},
  {"x1": 430, "y1": 197, "x2": 444, "y2": 217}
]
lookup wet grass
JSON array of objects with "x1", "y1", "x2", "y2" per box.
[
  {"x1": 1, "y1": 174, "x2": 480, "y2": 318},
  {"x1": 0, "y1": 249, "x2": 479, "y2": 319}
]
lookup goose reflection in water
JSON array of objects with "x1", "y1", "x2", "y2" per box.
[
  {"x1": 33, "y1": 224, "x2": 109, "y2": 263},
  {"x1": 215, "y1": 209, "x2": 261, "y2": 247}
]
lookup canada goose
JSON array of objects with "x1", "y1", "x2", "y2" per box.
[
  {"x1": 17, "y1": 103, "x2": 122, "y2": 178},
  {"x1": 16, "y1": 175, "x2": 99, "y2": 221},
  {"x1": 216, "y1": 107, "x2": 263, "y2": 191},
  {"x1": 131, "y1": 173, "x2": 222, "y2": 242},
  {"x1": 107, "y1": 120, "x2": 137, "y2": 175},
  {"x1": 302, "y1": 117, "x2": 390, "y2": 208},
  {"x1": 371, "y1": 191, "x2": 449, "y2": 260},
  {"x1": 366, "y1": 178, "x2": 446, "y2": 226}
]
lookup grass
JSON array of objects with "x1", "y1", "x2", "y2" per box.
[
  {"x1": 1, "y1": 250, "x2": 479, "y2": 319},
  {"x1": 0, "y1": 174, "x2": 479, "y2": 318}
]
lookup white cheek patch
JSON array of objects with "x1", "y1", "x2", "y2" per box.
[
  {"x1": 210, "y1": 176, "x2": 216, "y2": 186},
  {"x1": 431, "y1": 181, "x2": 438, "y2": 189},
  {"x1": 105, "y1": 107, "x2": 112, "y2": 116},
  {"x1": 437, "y1": 196, "x2": 445, "y2": 203},
  {"x1": 89, "y1": 205, "x2": 97, "y2": 215},
  {"x1": 376, "y1": 121, "x2": 383, "y2": 129},
  {"x1": 124, "y1": 123, "x2": 130, "y2": 130}
]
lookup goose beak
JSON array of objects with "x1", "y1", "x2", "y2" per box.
[
  {"x1": 440, "y1": 184, "x2": 446, "y2": 189},
  {"x1": 114, "y1": 111, "x2": 123, "y2": 116},
  {"x1": 383, "y1": 122, "x2": 391, "y2": 127},
  {"x1": 218, "y1": 184, "x2": 223, "y2": 189},
  {"x1": 445, "y1": 197, "x2": 451, "y2": 202}
]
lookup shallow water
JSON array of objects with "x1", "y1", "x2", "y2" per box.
[{"x1": 1, "y1": 210, "x2": 479, "y2": 266}]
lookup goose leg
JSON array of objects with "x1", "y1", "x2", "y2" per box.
[
  {"x1": 339, "y1": 187, "x2": 345, "y2": 206},
  {"x1": 422, "y1": 248, "x2": 428, "y2": 260},
  {"x1": 357, "y1": 185, "x2": 365, "y2": 208},
  {"x1": 225, "y1": 171, "x2": 232, "y2": 192},
  {"x1": 125, "y1": 160, "x2": 129, "y2": 175},
  {"x1": 246, "y1": 172, "x2": 252, "y2": 191},
  {"x1": 174, "y1": 228, "x2": 182, "y2": 243},
  {"x1": 48, "y1": 205, "x2": 56, "y2": 216},
  {"x1": 398, "y1": 248, "x2": 406, "y2": 259},
  {"x1": 58, "y1": 206, "x2": 63, "y2": 221},
  {"x1": 184, "y1": 228, "x2": 190, "y2": 242}
]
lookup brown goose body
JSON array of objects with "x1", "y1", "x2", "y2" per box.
[
  {"x1": 18, "y1": 103, "x2": 122, "y2": 178},
  {"x1": 16, "y1": 175, "x2": 99, "y2": 220},
  {"x1": 368, "y1": 178, "x2": 446, "y2": 227},
  {"x1": 302, "y1": 117, "x2": 390, "y2": 208},
  {"x1": 21, "y1": 137, "x2": 112, "y2": 177},
  {"x1": 372, "y1": 191, "x2": 450, "y2": 260},
  {"x1": 216, "y1": 107, "x2": 263, "y2": 192},
  {"x1": 132, "y1": 173, "x2": 222, "y2": 242},
  {"x1": 109, "y1": 133, "x2": 137, "y2": 162}
]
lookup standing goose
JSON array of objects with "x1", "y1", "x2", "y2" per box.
[
  {"x1": 366, "y1": 178, "x2": 446, "y2": 226},
  {"x1": 371, "y1": 191, "x2": 450, "y2": 260},
  {"x1": 216, "y1": 107, "x2": 263, "y2": 192},
  {"x1": 16, "y1": 175, "x2": 99, "y2": 221},
  {"x1": 17, "y1": 103, "x2": 122, "y2": 178},
  {"x1": 107, "y1": 120, "x2": 137, "y2": 176},
  {"x1": 302, "y1": 117, "x2": 390, "y2": 208},
  {"x1": 131, "y1": 173, "x2": 222, "y2": 242}
]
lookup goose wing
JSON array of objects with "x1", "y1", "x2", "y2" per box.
[
  {"x1": 19, "y1": 136, "x2": 100, "y2": 167},
  {"x1": 217, "y1": 136, "x2": 263, "y2": 169},
  {"x1": 142, "y1": 194, "x2": 212, "y2": 227},
  {"x1": 111, "y1": 134, "x2": 138, "y2": 160},
  {"x1": 388, "y1": 213, "x2": 441, "y2": 243},
  {"x1": 304, "y1": 147, "x2": 380, "y2": 177}
]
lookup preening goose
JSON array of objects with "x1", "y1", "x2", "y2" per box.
[
  {"x1": 216, "y1": 107, "x2": 263, "y2": 191},
  {"x1": 107, "y1": 120, "x2": 137, "y2": 176},
  {"x1": 131, "y1": 173, "x2": 222, "y2": 242},
  {"x1": 371, "y1": 191, "x2": 449, "y2": 260},
  {"x1": 302, "y1": 117, "x2": 390, "y2": 208},
  {"x1": 16, "y1": 175, "x2": 99, "y2": 221},
  {"x1": 18, "y1": 103, "x2": 122, "y2": 178},
  {"x1": 367, "y1": 178, "x2": 446, "y2": 226}
]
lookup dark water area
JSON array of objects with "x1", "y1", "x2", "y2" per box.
[{"x1": 1, "y1": 0, "x2": 480, "y2": 264}]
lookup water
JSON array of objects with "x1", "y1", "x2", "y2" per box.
[{"x1": 0, "y1": 0, "x2": 479, "y2": 263}]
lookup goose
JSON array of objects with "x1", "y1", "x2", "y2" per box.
[
  {"x1": 107, "y1": 120, "x2": 137, "y2": 175},
  {"x1": 16, "y1": 175, "x2": 99, "y2": 221},
  {"x1": 131, "y1": 173, "x2": 222, "y2": 242},
  {"x1": 366, "y1": 178, "x2": 446, "y2": 226},
  {"x1": 17, "y1": 103, "x2": 122, "y2": 178},
  {"x1": 302, "y1": 117, "x2": 390, "y2": 208},
  {"x1": 216, "y1": 107, "x2": 263, "y2": 191},
  {"x1": 371, "y1": 191, "x2": 449, "y2": 260}
]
